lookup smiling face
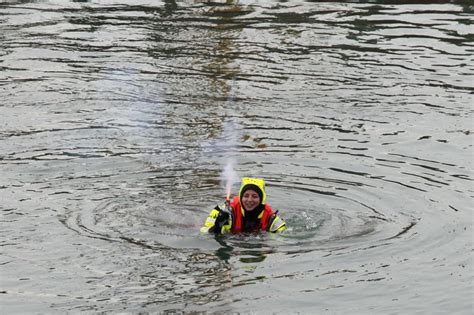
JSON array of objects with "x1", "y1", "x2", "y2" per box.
[{"x1": 241, "y1": 189, "x2": 261, "y2": 212}]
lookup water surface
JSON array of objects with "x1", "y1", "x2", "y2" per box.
[{"x1": 1, "y1": 0, "x2": 473, "y2": 313}]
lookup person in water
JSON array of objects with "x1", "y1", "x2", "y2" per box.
[{"x1": 200, "y1": 177, "x2": 286, "y2": 234}]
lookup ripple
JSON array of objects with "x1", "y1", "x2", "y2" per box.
[
  {"x1": 1, "y1": 1, "x2": 472, "y2": 313},
  {"x1": 53, "y1": 171, "x2": 420, "y2": 263}
]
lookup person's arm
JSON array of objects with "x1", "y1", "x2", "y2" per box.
[
  {"x1": 267, "y1": 212, "x2": 287, "y2": 233},
  {"x1": 200, "y1": 204, "x2": 233, "y2": 234}
]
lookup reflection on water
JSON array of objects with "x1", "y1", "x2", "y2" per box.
[{"x1": 1, "y1": 0, "x2": 472, "y2": 313}]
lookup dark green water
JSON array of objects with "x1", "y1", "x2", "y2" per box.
[{"x1": 1, "y1": 0, "x2": 472, "y2": 313}]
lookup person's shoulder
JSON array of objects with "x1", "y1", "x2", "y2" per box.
[
  {"x1": 264, "y1": 205, "x2": 286, "y2": 232},
  {"x1": 268, "y1": 214, "x2": 286, "y2": 233}
]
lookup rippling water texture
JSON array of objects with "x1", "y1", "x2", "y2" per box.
[{"x1": 1, "y1": 0, "x2": 473, "y2": 313}]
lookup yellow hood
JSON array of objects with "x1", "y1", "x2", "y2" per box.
[{"x1": 238, "y1": 177, "x2": 266, "y2": 205}]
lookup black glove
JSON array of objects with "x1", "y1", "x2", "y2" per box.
[{"x1": 213, "y1": 210, "x2": 230, "y2": 234}]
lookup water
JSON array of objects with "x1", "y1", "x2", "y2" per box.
[{"x1": 1, "y1": 0, "x2": 472, "y2": 313}]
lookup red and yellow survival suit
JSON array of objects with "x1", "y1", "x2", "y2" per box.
[{"x1": 200, "y1": 178, "x2": 287, "y2": 234}]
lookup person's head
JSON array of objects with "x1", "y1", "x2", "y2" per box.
[{"x1": 239, "y1": 177, "x2": 266, "y2": 212}]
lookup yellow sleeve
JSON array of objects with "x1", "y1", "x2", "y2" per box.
[
  {"x1": 200, "y1": 208, "x2": 232, "y2": 234},
  {"x1": 200, "y1": 209, "x2": 220, "y2": 233},
  {"x1": 268, "y1": 215, "x2": 287, "y2": 233}
]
